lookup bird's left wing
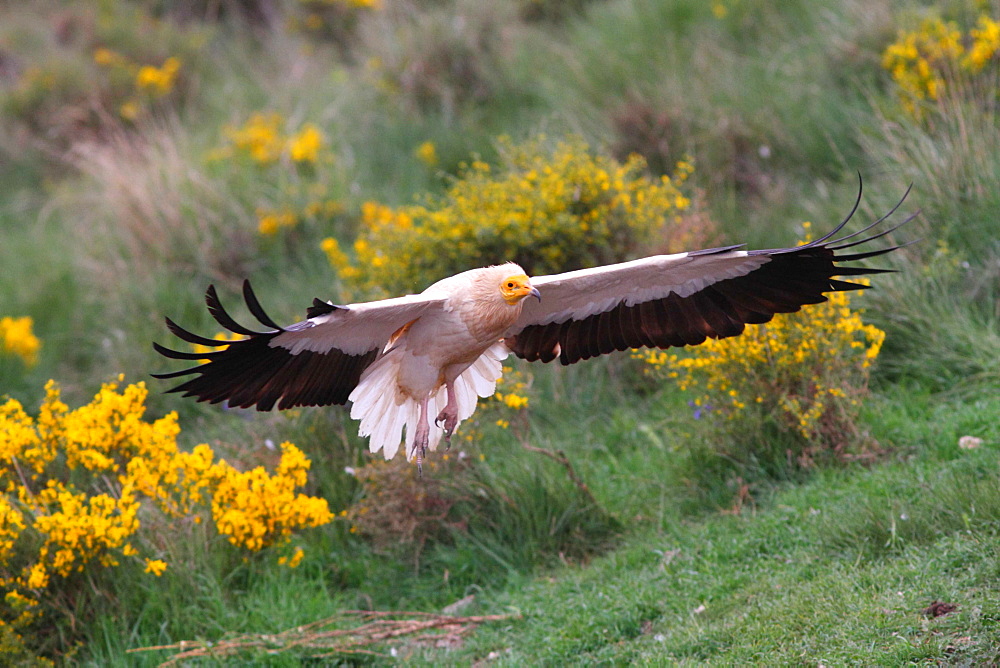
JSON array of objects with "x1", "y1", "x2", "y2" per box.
[
  {"x1": 505, "y1": 187, "x2": 914, "y2": 365},
  {"x1": 153, "y1": 281, "x2": 448, "y2": 410}
]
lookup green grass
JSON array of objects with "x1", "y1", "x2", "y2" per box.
[
  {"x1": 425, "y1": 400, "x2": 1000, "y2": 665},
  {"x1": 73, "y1": 382, "x2": 1000, "y2": 666},
  {"x1": 2, "y1": 0, "x2": 1000, "y2": 664}
]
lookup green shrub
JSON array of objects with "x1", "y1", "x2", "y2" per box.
[
  {"x1": 323, "y1": 134, "x2": 706, "y2": 298},
  {"x1": 638, "y1": 273, "x2": 886, "y2": 489}
]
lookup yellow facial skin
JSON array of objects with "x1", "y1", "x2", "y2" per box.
[{"x1": 499, "y1": 274, "x2": 542, "y2": 305}]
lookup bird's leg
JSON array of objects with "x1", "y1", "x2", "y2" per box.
[
  {"x1": 434, "y1": 379, "x2": 459, "y2": 450},
  {"x1": 413, "y1": 395, "x2": 431, "y2": 477}
]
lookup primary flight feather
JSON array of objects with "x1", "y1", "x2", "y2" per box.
[{"x1": 154, "y1": 183, "x2": 914, "y2": 470}]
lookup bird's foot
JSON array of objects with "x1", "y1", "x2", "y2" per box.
[
  {"x1": 434, "y1": 408, "x2": 458, "y2": 450},
  {"x1": 413, "y1": 428, "x2": 430, "y2": 477}
]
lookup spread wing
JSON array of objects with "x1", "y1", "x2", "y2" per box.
[
  {"x1": 505, "y1": 183, "x2": 915, "y2": 365},
  {"x1": 152, "y1": 281, "x2": 447, "y2": 410}
]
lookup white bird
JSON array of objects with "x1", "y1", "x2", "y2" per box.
[{"x1": 154, "y1": 184, "x2": 913, "y2": 471}]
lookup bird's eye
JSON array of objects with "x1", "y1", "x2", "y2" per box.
[{"x1": 507, "y1": 282, "x2": 514, "y2": 288}]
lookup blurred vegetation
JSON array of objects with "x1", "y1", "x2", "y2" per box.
[
  {"x1": 323, "y1": 135, "x2": 707, "y2": 299},
  {"x1": 0, "y1": 0, "x2": 998, "y2": 663}
]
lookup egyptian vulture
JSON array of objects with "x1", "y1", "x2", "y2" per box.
[{"x1": 154, "y1": 185, "x2": 912, "y2": 470}]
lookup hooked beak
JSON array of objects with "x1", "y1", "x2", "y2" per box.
[{"x1": 529, "y1": 286, "x2": 541, "y2": 302}]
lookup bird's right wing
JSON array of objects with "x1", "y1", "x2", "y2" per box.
[{"x1": 152, "y1": 281, "x2": 447, "y2": 410}]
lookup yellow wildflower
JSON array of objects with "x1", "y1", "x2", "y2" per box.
[
  {"x1": 92, "y1": 47, "x2": 124, "y2": 67},
  {"x1": 135, "y1": 57, "x2": 181, "y2": 97},
  {"x1": 287, "y1": 124, "x2": 325, "y2": 163},
  {"x1": 210, "y1": 442, "x2": 332, "y2": 551},
  {"x1": 0, "y1": 377, "x2": 331, "y2": 615},
  {"x1": 882, "y1": 12, "x2": 1000, "y2": 116},
  {"x1": 191, "y1": 331, "x2": 244, "y2": 362},
  {"x1": 26, "y1": 563, "x2": 48, "y2": 590},
  {"x1": 278, "y1": 546, "x2": 305, "y2": 568},
  {"x1": 499, "y1": 393, "x2": 529, "y2": 410},
  {"x1": 638, "y1": 275, "x2": 883, "y2": 442},
  {"x1": 143, "y1": 559, "x2": 167, "y2": 576},
  {"x1": 0, "y1": 496, "x2": 26, "y2": 562},
  {"x1": 257, "y1": 208, "x2": 298, "y2": 236},
  {"x1": 227, "y1": 112, "x2": 285, "y2": 164},
  {"x1": 415, "y1": 140, "x2": 438, "y2": 166},
  {"x1": 964, "y1": 15, "x2": 1000, "y2": 72},
  {"x1": 329, "y1": 136, "x2": 699, "y2": 300},
  {"x1": 0, "y1": 316, "x2": 41, "y2": 366}
]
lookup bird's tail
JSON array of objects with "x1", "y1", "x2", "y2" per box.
[{"x1": 349, "y1": 343, "x2": 508, "y2": 461}]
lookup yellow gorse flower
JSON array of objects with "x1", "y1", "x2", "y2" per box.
[
  {"x1": 134, "y1": 57, "x2": 181, "y2": 97},
  {"x1": 0, "y1": 379, "x2": 331, "y2": 615},
  {"x1": 0, "y1": 316, "x2": 41, "y2": 367},
  {"x1": 227, "y1": 112, "x2": 285, "y2": 164},
  {"x1": 143, "y1": 558, "x2": 167, "y2": 576},
  {"x1": 277, "y1": 546, "x2": 305, "y2": 568},
  {"x1": 190, "y1": 331, "x2": 245, "y2": 362},
  {"x1": 882, "y1": 11, "x2": 1000, "y2": 117},
  {"x1": 965, "y1": 15, "x2": 1000, "y2": 72},
  {"x1": 301, "y1": 0, "x2": 380, "y2": 8},
  {"x1": 326, "y1": 135, "x2": 697, "y2": 299},
  {"x1": 92, "y1": 49, "x2": 183, "y2": 120},
  {"x1": 637, "y1": 280, "x2": 884, "y2": 441},
  {"x1": 224, "y1": 113, "x2": 330, "y2": 166},
  {"x1": 415, "y1": 140, "x2": 438, "y2": 166},
  {"x1": 211, "y1": 442, "x2": 332, "y2": 551},
  {"x1": 287, "y1": 124, "x2": 325, "y2": 163},
  {"x1": 257, "y1": 208, "x2": 299, "y2": 236},
  {"x1": 92, "y1": 47, "x2": 126, "y2": 67}
]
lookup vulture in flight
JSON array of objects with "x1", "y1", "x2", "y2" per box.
[{"x1": 154, "y1": 183, "x2": 913, "y2": 470}]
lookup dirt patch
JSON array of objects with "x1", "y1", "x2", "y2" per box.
[{"x1": 921, "y1": 601, "x2": 958, "y2": 618}]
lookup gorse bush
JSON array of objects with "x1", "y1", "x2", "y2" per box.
[
  {"x1": 882, "y1": 11, "x2": 1000, "y2": 117},
  {"x1": 221, "y1": 112, "x2": 329, "y2": 167},
  {"x1": 323, "y1": 135, "x2": 705, "y2": 298},
  {"x1": 639, "y1": 259, "x2": 885, "y2": 473},
  {"x1": 0, "y1": 379, "x2": 331, "y2": 654},
  {"x1": 92, "y1": 48, "x2": 183, "y2": 121},
  {"x1": 0, "y1": 1, "x2": 207, "y2": 146},
  {"x1": 209, "y1": 111, "x2": 346, "y2": 238}
]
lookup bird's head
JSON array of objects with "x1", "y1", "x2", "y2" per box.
[{"x1": 499, "y1": 273, "x2": 541, "y2": 305}]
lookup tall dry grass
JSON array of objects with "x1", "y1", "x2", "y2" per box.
[{"x1": 65, "y1": 119, "x2": 256, "y2": 288}]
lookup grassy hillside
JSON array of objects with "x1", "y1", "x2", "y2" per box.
[{"x1": 0, "y1": 0, "x2": 998, "y2": 664}]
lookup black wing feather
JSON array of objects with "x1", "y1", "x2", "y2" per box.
[{"x1": 153, "y1": 282, "x2": 378, "y2": 409}]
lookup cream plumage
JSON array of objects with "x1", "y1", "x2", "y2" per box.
[{"x1": 154, "y1": 185, "x2": 913, "y2": 469}]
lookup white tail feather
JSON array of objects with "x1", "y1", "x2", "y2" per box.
[{"x1": 350, "y1": 343, "x2": 508, "y2": 461}]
